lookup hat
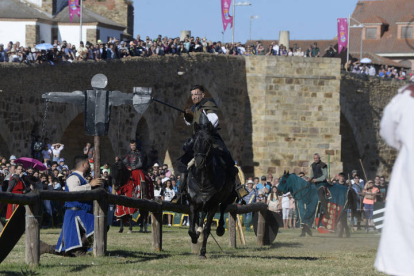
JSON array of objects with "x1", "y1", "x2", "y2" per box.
[
  {"x1": 62, "y1": 167, "x2": 68, "y2": 171},
  {"x1": 97, "y1": 39, "x2": 102, "y2": 44},
  {"x1": 102, "y1": 169, "x2": 108, "y2": 174},
  {"x1": 261, "y1": 175, "x2": 266, "y2": 181},
  {"x1": 352, "y1": 170, "x2": 358, "y2": 174},
  {"x1": 153, "y1": 163, "x2": 159, "y2": 167},
  {"x1": 59, "y1": 158, "x2": 65, "y2": 162},
  {"x1": 120, "y1": 41, "x2": 125, "y2": 45},
  {"x1": 9, "y1": 155, "x2": 16, "y2": 160},
  {"x1": 247, "y1": 180, "x2": 254, "y2": 184},
  {"x1": 58, "y1": 173, "x2": 63, "y2": 177}
]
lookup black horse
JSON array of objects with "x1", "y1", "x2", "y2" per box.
[
  {"x1": 111, "y1": 161, "x2": 150, "y2": 233},
  {"x1": 184, "y1": 113, "x2": 238, "y2": 258}
]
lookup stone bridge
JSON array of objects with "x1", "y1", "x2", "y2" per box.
[{"x1": 0, "y1": 55, "x2": 402, "y2": 179}]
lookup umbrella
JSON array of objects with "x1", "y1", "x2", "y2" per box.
[
  {"x1": 35, "y1": 43, "x2": 54, "y2": 51},
  {"x1": 360, "y1": 58, "x2": 372, "y2": 64},
  {"x1": 15, "y1": 158, "x2": 47, "y2": 171}
]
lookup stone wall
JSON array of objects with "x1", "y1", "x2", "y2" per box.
[
  {"x1": 0, "y1": 54, "x2": 402, "y2": 179},
  {"x1": 340, "y1": 72, "x2": 407, "y2": 179},
  {"x1": 245, "y1": 56, "x2": 342, "y2": 178},
  {"x1": 26, "y1": 25, "x2": 40, "y2": 47},
  {"x1": 0, "y1": 54, "x2": 249, "y2": 172}
]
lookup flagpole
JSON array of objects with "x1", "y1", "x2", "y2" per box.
[
  {"x1": 232, "y1": 0, "x2": 235, "y2": 45},
  {"x1": 346, "y1": 14, "x2": 350, "y2": 64},
  {"x1": 80, "y1": 0, "x2": 83, "y2": 44}
]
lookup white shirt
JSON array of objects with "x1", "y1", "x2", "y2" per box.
[
  {"x1": 184, "y1": 110, "x2": 219, "y2": 128},
  {"x1": 163, "y1": 187, "x2": 175, "y2": 202},
  {"x1": 52, "y1": 145, "x2": 64, "y2": 158},
  {"x1": 66, "y1": 170, "x2": 91, "y2": 191},
  {"x1": 281, "y1": 193, "x2": 291, "y2": 208},
  {"x1": 272, "y1": 45, "x2": 279, "y2": 55},
  {"x1": 375, "y1": 85, "x2": 414, "y2": 275}
]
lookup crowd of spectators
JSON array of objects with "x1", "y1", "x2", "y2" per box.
[
  {"x1": 0, "y1": 36, "x2": 338, "y2": 65},
  {"x1": 0, "y1": 136, "x2": 389, "y2": 231},
  {"x1": 345, "y1": 60, "x2": 414, "y2": 81}
]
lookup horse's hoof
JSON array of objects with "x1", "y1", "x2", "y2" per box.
[
  {"x1": 216, "y1": 226, "x2": 225, "y2": 237},
  {"x1": 198, "y1": 255, "x2": 207, "y2": 260},
  {"x1": 299, "y1": 233, "x2": 305, "y2": 237},
  {"x1": 118, "y1": 229, "x2": 123, "y2": 233}
]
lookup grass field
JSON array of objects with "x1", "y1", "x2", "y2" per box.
[{"x1": 0, "y1": 225, "x2": 384, "y2": 276}]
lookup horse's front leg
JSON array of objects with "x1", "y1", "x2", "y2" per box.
[
  {"x1": 200, "y1": 210, "x2": 216, "y2": 259},
  {"x1": 119, "y1": 218, "x2": 124, "y2": 233},
  {"x1": 188, "y1": 204, "x2": 199, "y2": 244},
  {"x1": 198, "y1": 211, "x2": 207, "y2": 235},
  {"x1": 216, "y1": 204, "x2": 227, "y2": 236}
]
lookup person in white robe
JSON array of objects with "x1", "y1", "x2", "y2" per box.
[{"x1": 375, "y1": 83, "x2": 414, "y2": 275}]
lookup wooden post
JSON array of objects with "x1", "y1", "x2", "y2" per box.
[
  {"x1": 25, "y1": 190, "x2": 41, "y2": 266},
  {"x1": 94, "y1": 136, "x2": 100, "y2": 178},
  {"x1": 228, "y1": 212, "x2": 237, "y2": 248},
  {"x1": 151, "y1": 212, "x2": 162, "y2": 251},
  {"x1": 93, "y1": 189, "x2": 108, "y2": 257},
  {"x1": 237, "y1": 215, "x2": 246, "y2": 246},
  {"x1": 256, "y1": 210, "x2": 266, "y2": 246}
]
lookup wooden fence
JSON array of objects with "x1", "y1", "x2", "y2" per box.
[{"x1": 0, "y1": 188, "x2": 269, "y2": 266}]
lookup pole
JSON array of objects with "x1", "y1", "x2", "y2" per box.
[
  {"x1": 359, "y1": 159, "x2": 368, "y2": 182},
  {"x1": 249, "y1": 17, "x2": 252, "y2": 41},
  {"x1": 152, "y1": 97, "x2": 185, "y2": 113},
  {"x1": 80, "y1": 0, "x2": 83, "y2": 44},
  {"x1": 360, "y1": 26, "x2": 363, "y2": 61},
  {"x1": 346, "y1": 14, "x2": 350, "y2": 64},
  {"x1": 232, "y1": 0, "x2": 235, "y2": 45},
  {"x1": 328, "y1": 153, "x2": 331, "y2": 181},
  {"x1": 94, "y1": 136, "x2": 100, "y2": 179}
]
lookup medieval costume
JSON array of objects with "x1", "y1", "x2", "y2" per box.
[
  {"x1": 115, "y1": 149, "x2": 148, "y2": 217},
  {"x1": 55, "y1": 171, "x2": 94, "y2": 254},
  {"x1": 179, "y1": 98, "x2": 237, "y2": 191},
  {"x1": 6, "y1": 175, "x2": 29, "y2": 220},
  {"x1": 375, "y1": 84, "x2": 414, "y2": 275}
]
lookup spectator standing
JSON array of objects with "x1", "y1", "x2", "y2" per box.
[
  {"x1": 161, "y1": 180, "x2": 175, "y2": 226},
  {"x1": 83, "y1": 143, "x2": 94, "y2": 162},
  {"x1": 256, "y1": 176, "x2": 271, "y2": 194},
  {"x1": 289, "y1": 196, "x2": 296, "y2": 228},
  {"x1": 325, "y1": 45, "x2": 336, "y2": 57},
  {"x1": 33, "y1": 136, "x2": 44, "y2": 161},
  {"x1": 267, "y1": 186, "x2": 281, "y2": 213},
  {"x1": 281, "y1": 192, "x2": 291, "y2": 229},
  {"x1": 162, "y1": 164, "x2": 172, "y2": 178},
  {"x1": 0, "y1": 44, "x2": 7, "y2": 62},
  {"x1": 51, "y1": 143, "x2": 64, "y2": 162},
  {"x1": 311, "y1": 42, "x2": 320, "y2": 57},
  {"x1": 41, "y1": 144, "x2": 52, "y2": 164},
  {"x1": 272, "y1": 42, "x2": 279, "y2": 55},
  {"x1": 362, "y1": 180, "x2": 378, "y2": 228}
]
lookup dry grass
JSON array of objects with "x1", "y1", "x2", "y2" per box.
[{"x1": 0, "y1": 226, "x2": 385, "y2": 276}]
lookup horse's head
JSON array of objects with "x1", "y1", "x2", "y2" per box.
[
  {"x1": 193, "y1": 112, "x2": 214, "y2": 169},
  {"x1": 111, "y1": 161, "x2": 129, "y2": 190},
  {"x1": 277, "y1": 171, "x2": 291, "y2": 195}
]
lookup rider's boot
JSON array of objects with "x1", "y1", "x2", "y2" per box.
[{"x1": 318, "y1": 187, "x2": 330, "y2": 220}]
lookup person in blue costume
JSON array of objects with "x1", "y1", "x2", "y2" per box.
[{"x1": 55, "y1": 154, "x2": 102, "y2": 256}]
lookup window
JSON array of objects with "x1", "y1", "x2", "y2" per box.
[
  {"x1": 401, "y1": 26, "x2": 413, "y2": 39},
  {"x1": 366, "y1": 28, "x2": 377, "y2": 39}
]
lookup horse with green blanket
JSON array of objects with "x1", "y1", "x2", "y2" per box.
[{"x1": 277, "y1": 171, "x2": 358, "y2": 237}]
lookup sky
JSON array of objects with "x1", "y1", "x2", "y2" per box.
[{"x1": 133, "y1": 0, "x2": 359, "y2": 43}]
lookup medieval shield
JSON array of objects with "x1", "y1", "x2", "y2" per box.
[{"x1": 252, "y1": 210, "x2": 281, "y2": 244}]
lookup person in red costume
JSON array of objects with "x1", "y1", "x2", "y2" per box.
[{"x1": 6, "y1": 163, "x2": 29, "y2": 220}]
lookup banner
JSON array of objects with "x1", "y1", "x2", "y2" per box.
[
  {"x1": 69, "y1": 0, "x2": 81, "y2": 23},
  {"x1": 337, "y1": 18, "x2": 348, "y2": 53},
  {"x1": 221, "y1": 0, "x2": 233, "y2": 32}
]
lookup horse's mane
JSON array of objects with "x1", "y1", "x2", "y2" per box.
[{"x1": 194, "y1": 127, "x2": 214, "y2": 151}]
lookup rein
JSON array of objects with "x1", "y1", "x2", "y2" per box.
[{"x1": 292, "y1": 180, "x2": 313, "y2": 201}]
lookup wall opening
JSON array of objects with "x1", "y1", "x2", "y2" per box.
[
  {"x1": 60, "y1": 113, "x2": 115, "y2": 168},
  {"x1": 340, "y1": 112, "x2": 362, "y2": 175}
]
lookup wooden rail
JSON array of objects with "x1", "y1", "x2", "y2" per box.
[{"x1": 0, "y1": 189, "x2": 269, "y2": 266}]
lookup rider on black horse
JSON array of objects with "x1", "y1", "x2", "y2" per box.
[{"x1": 178, "y1": 84, "x2": 238, "y2": 194}]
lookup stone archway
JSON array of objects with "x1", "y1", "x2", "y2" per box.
[
  {"x1": 340, "y1": 112, "x2": 362, "y2": 176},
  {"x1": 60, "y1": 113, "x2": 116, "y2": 168},
  {"x1": 135, "y1": 116, "x2": 152, "y2": 153}
]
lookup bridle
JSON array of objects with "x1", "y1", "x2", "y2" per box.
[{"x1": 194, "y1": 140, "x2": 212, "y2": 169}]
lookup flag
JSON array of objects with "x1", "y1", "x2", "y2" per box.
[
  {"x1": 221, "y1": 0, "x2": 233, "y2": 32},
  {"x1": 337, "y1": 18, "x2": 348, "y2": 53},
  {"x1": 69, "y1": 0, "x2": 81, "y2": 23}
]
